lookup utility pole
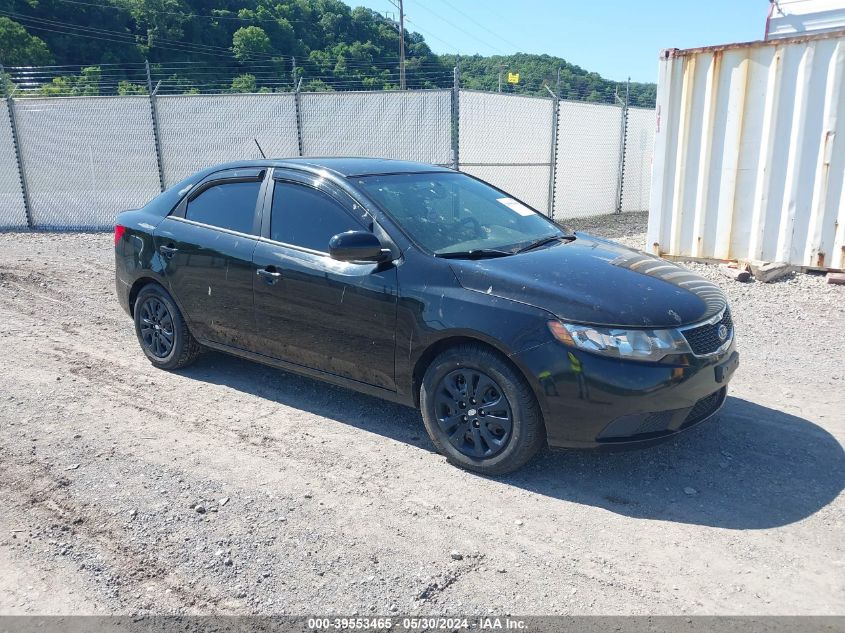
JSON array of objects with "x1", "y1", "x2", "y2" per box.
[
  {"x1": 388, "y1": 0, "x2": 406, "y2": 89},
  {"x1": 399, "y1": 0, "x2": 405, "y2": 89},
  {"x1": 498, "y1": 64, "x2": 504, "y2": 92}
]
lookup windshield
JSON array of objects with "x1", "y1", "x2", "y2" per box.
[{"x1": 354, "y1": 172, "x2": 565, "y2": 256}]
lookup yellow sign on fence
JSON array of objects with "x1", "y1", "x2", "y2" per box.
[{"x1": 507, "y1": 72, "x2": 520, "y2": 84}]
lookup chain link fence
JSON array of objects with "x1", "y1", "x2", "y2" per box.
[
  {"x1": 0, "y1": 100, "x2": 28, "y2": 229},
  {"x1": 155, "y1": 93, "x2": 300, "y2": 187},
  {"x1": 12, "y1": 96, "x2": 161, "y2": 228},
  {"x1": 621, "y1": 106, "x2": 656, "y2": 213},
  {"x1": 0, "y1": 85, "x2": 654, "y2": 230},
  {"x1": 458, "y1": 90, "x2": 555, "y2": 213},
  {"x1": 554, "y1": 100, "x2": 625, "y2": 219},
  {"x1": 300, "y1": 90, "x2": 452, "y2": 164}
]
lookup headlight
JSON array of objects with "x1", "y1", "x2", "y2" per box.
[{"x1": 548, "y1": 321, "x2": 691, "y2": 362}]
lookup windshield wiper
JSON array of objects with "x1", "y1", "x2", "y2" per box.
[
  {"x1": 515, "y1": 234, "x2": 573, "y2": 254},
  {"x1": 435, "y1": 248, "x2": 514, "y2": 260}
]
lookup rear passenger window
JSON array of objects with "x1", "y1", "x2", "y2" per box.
[
  {"x1": 271, "y1": 182, "x2": 363, "y2": 252},
  {"x1": 185, "y1": 181, "x2": 261, "y2": 234}
]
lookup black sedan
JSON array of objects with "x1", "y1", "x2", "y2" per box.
[{"x1": 115, "y1": 158, "x2": 738, "y2": 475}]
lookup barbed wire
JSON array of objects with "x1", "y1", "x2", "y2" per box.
[{"x1": 1, "y1": 60, "x2": 638, "y2": 104}]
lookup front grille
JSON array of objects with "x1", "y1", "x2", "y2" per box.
[
  {"x1": 681, "y1": 309, "x2": 733, "y2": 355},
  {"x1": 682, "y1": 388, "x2": 726, "y2": 427}
]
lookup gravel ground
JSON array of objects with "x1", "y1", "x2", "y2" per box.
[{"x1": 1, "y1": 213, "x2": 844, "y2": 616}]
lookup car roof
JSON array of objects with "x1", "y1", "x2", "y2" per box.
[{"x1": 207, "y1": 157, "x2": 453, "y2": 178}]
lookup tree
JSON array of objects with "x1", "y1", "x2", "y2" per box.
[
  {"x1": 38, "y1": 66, "x2": 102, "y2": 96},
  {"x1": 230, "y1": 73, "x2": 257, "y2": 93},
  {"x1": 117, "y1": 80, "x2": 148, "y2": 95},
  {"x1": 0, "y1": 0, "x2": 656, "y2": 104},
  {"x1": 232, "y1": 26, "x2": 272, "y2": 62},
  {"x1": 0, "y1": 17, "x2": 53, "y2": 66},
  {"x1": 125, "y1": 0, "x2": 189, "y2": 46}
]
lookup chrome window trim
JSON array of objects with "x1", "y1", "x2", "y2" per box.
[
  {"x1": 257, "y1": 235, "x2": 330, "y2": 258},
  {"x1": 166, "y1": 215, "x2": 258, "y2": 240},
  {"x1": 256, "y1": 235, "x2": 399, "y2": 267}
]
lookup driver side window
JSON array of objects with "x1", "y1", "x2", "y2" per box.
[{"x1": 270, "y1": 182, "x2": 364, "y2": 252}]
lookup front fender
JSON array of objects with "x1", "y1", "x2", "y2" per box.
[{"x1": 393, "y1": 253, "x2": 556, "y2": 405}]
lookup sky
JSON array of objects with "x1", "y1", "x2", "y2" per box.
[{"x1": 353, "y1": 0, "x2": 772, "y2": 83}]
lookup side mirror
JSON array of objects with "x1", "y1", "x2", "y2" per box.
[{"x1": 329, "y1": 230, "x2": 390, "y2": 263}]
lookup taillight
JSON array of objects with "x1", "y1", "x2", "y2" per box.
[{"x1": 114, "y1": 224, "x2": 126, "y2": 247}]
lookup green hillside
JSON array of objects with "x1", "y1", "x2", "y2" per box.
[{"x1": 0, "y1": 0, "x2": 656, "y2": 106}]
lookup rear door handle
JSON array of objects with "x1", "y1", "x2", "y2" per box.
[
  {"x1": 159, "y1": 244, "x2": 178, "y2": 258},
  {"x1": 257, "y1": 266, "x2": 282, "y2": 284}
]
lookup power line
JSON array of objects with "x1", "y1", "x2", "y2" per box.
[
  {"x1": 404, "y1": 17, "x2": 459, "y2": 54},
  {"x1": 429, "y1": 0, "x2": 524, "y2": 53},
  {"x1": 1, "y1": 10, "x2": 287, "y2": 60},
  {"x1": 4, "y1": 22, "x2": 232, "y2": 59},
  {"x1": 409, "y1": 1, "x2": 508, "y2": 55},
  {"x1": 49, "y1": 0, "x2": 370, "y2": 28},
  {"x1": 2, "y1": 11, "x2": 254, "y2": 55},
  {"x1": 6, "y1": 9, "x2": 452, "y2": 69},
  {"x1": 3, "y1": 14, "x2": 239, "y2": 58}
]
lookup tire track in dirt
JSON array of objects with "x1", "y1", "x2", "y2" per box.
[
  {"x1": 1, "y1": 280, "x2": 651, "y2": 613},
  {"x1": 2, "y1": 231, "x2": 843, "y2": 615}
]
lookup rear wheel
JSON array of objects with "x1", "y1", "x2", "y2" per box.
[
  {"x1": 133, "y1": 284, "x2": 201, "y2": 370},
  {"x1": 420, "y1": 344, "x2": 545, "y2": 475}
]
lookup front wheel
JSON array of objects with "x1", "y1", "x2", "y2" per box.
[
  {"x1": 420, "y1": 344, "x2": 545, "y2": 475},
  {"x1": 133, "y1": 283, "x2": 201, "y2": 370}
]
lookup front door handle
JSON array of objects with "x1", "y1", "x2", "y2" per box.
[
  {"x1": 257, "y1": 266, "x2": 282, "y2": 284},
  {"x1": 159, "y1": 244, "x2": 178, "y2": 258}
]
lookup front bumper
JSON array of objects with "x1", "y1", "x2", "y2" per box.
[{"x1": 513, "y1": 340, "x2": 738, "y2": 448}]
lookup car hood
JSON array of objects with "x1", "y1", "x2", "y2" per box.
[{"x1": 448, "y1": 233, "x2": 726, "y2": 328}]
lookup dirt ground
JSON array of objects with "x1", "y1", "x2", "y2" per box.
[{"x1": 1, "y1": 215, "x2": 844, "y2": 616}]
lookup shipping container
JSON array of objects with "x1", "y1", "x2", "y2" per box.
[
  {"x1": 647, "y1": 29, "x2": 845, "y2": 271},
  {"x1": 767, "y1": 0, "x2": 845, "y2": 40}
]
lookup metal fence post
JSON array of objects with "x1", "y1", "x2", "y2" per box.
[
  {"x1": 146, "y1": 60, "x2": 166, "y2": 192},
  {"x1": 614, "y1": 77, "x2": 630, "y2": 214},
  {"x1": 1, "y1": 64, "x2": 34, "y2": 228},
  {"x1": 293, "y1": 57, "x2": 304, "y2": 157},
  {"x1": 451, "y1": 63, "x2": 460, "y2": 170},
  {"x1": 547, "y1": 68, "x2": 561, "y2": 218}
]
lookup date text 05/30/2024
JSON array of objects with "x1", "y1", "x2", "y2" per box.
[{"x1": 307, "y1": 617, "x2": 528, "y2": 630}]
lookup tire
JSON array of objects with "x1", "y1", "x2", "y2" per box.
[
  {"x1": 133, "y1": 283, "x2": 201, "y2": 370},
  {"x1": 420, "y1": 344, "x2": 545, "y2": 475}
]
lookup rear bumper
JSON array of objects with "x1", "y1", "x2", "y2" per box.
[
  {"x1": 115, "y1": 269, "x2": 132, "y2": 317},
  {"x1": 512, "y1": 340, "x2": 738, "y2": 448}
]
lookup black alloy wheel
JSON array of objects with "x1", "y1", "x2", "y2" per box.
[
  {"x1": 434, "y1": 368, "x2": 514, "y2": 458},
  {"x1": 138, "y1": 295, "x2": 175, "y2": 358},
  {"x1": 420, "y1": 344, "x2": 546, "y2": 475},
  {"x1": 133, "y1": 283, "x2": 202, "y2": 370}
]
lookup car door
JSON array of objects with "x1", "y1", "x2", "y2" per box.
[
  {"x1": 154, "y1": 167, "x2": 267, "y2": 351},
  {"x1": 252, "y1": 171, "x2": 399, "y2": 391}
]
